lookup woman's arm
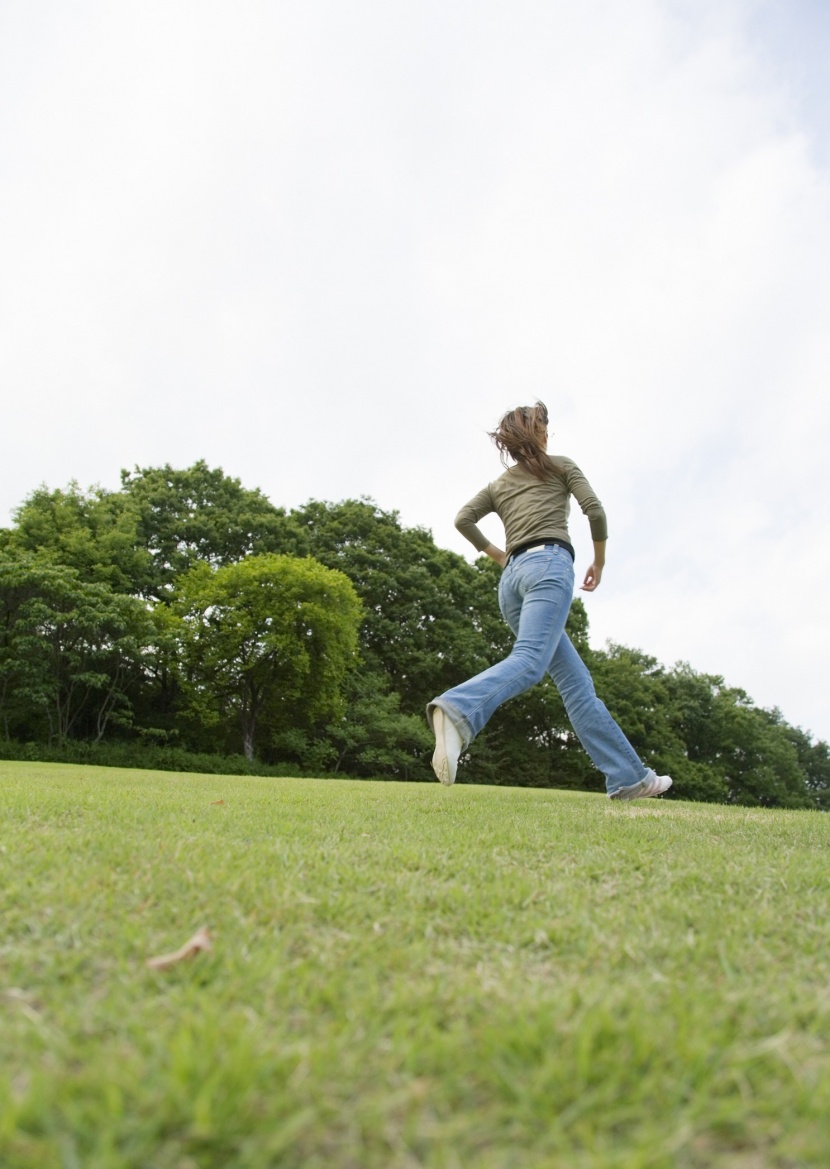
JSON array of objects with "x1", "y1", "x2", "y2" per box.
[
  {"x1": 563, "y1": 461, "x2": 607, "y2": 592},
  {"x1": 456, "y1": 488, "x2": 507, "y2": 568},
  {"x1": 580, "y1": 539, "x2": 606, "y2": 592},
  {"x1": 483, "y1": 542, "x2": 507, "y2": 568},
  {"x1": 455, "y1": 485, "x2": 497, "y2": 553}
]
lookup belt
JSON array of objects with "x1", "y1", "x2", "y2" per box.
[{"x1": 508, "y1": 538, "x2": 575, "y2": 564}]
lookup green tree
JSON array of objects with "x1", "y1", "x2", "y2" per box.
[
  {"x1": 3, "y1": 467, "x2": 827, "y2": 806},
  {"x1": 0, "y1": 548, "x2": 157, "y2": 744},
  {"x1": 784, "y1": 724, "x2": 830, "y2": 810},
  {"x1": 121, "y1": 462, "x2": 301, "y2": 600},
  {"x1": 7, "y1": 483, "x2": 150, "y2": 595},
  {"x1": 702, "y1": 690, "x2": 812, "y2": 809},
  {"x1": 173, "y1": 554, "x2": 362, "y2": 760},
  {"x1": 288, "y1": 499, "x2": 495, "y2": 705},
  {"x1": 288, "y1": 499, "x2": 611, "y2": 787},
  {"x1": 592, "y1": 654, "x2": 817, "y2": 808},
  {"x1": 272, "y1": 672, "x2": 434, "y2": 779}
]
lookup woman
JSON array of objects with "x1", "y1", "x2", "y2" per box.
[{"x1": 427, "y1": 401, "x2": 672, "y2": 800}]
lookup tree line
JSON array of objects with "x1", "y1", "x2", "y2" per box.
[{"x1": 1, "y1": 461, "x2": 827, "y2": 809}]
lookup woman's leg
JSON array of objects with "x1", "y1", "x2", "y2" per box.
[
  {"x1": 429, "y1": 548, "x2": 666, "y2": 796},
  {"x1": 491, "y1": 571, "x2": 646, "y2": 792},
  {"x1": 547, "y1": 633, "x2": 647, "y2": 794},
  {"x1": 428, "y1": 547, "x2": 574, "y2": 747}
]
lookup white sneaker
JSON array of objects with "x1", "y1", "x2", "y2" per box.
[
  {"x1": 609, "y1": 769, "x2": 672, "y2": 801},
  {"x1": 431, "y1": 707, "x2": 463, "y2": 786}
]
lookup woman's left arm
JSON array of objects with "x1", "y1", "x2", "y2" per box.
[
  {"x1": 564, "y1": 462, "x2": 608, "y2": 592},
  {"x1": 580, "y1": 540, "x2": 606, "y2": 591}
]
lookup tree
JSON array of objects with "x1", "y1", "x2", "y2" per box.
[
  {"x1": 0, "y1": 548, "x2": 157, "y2": 744},
  {"x1": 698, "y1": 689, "x2": 812, "y2": 809},
  {"x1": 592, "y1": 654, "x2": 817, "y2": 807},
  {"x1": 2, "y1": 467, "x2": 828, "y2": 806},
  {"x1": 121, "y1": 461, "x2": 301, "y2": 600},
  {"x1": 173, "y1": 554, "x2": 362, "y2": 760},
  {"x1": 288, "y1": 499, "x2": 498, "y2": 705},
  {"x1": 272, "y1": 671, "x2": 434, "y2": 779},
  {"x1": 287, "y1": 499, "x2": 627, "y2": 787},
  {"x1": 7, "y1": 483, "x2": 151, "y2": 596},
  {"x1": 6, "y1": 463, "x2": 303, "y2": 603},
  {"x1": 784, "y1": 724, "x2": 830, "y2": 810}
]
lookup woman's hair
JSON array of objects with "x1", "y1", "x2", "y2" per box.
[{"x1": 489, "y1": 400, "x2": 564, "y2": 481}]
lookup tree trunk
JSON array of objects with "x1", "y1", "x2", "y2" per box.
[
  {"x1": 240, "y1": 684, "x2": 261, "y2": 761},
  {"x1": 95, "y1": 667, "x2": 125, "y2": 743}
]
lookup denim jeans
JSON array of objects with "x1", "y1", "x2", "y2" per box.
[{"x1": 429, "y1": 545, "x2": 647, "y2": 795}]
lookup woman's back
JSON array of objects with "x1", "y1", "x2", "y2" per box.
[{"x1": 455, "y1": 458, "x2": 607, "y2": 557}]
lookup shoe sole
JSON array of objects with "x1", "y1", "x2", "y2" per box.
[{"x1": 431, "y1": 708, "x2": 455, "y2": 786}]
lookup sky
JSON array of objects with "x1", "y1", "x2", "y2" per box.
[{"x1": 2, "y1": 0, "x2": 829, "y2": 742}]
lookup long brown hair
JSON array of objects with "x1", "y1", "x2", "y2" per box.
[{"x1": 489, "y1": 401, "x2": 564, "y2": 481}]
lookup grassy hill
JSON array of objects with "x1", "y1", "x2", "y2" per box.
[{"x1": 1, "y1": 761, "x2": 828, "y2": 1168}]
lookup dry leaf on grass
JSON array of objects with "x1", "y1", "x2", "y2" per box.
[
  {"x1": 147, "y1": 927, "x2": 212, "y2": 970},
  {"x1": 210, "y1": 799, "x2": 225, "y2": 805}
]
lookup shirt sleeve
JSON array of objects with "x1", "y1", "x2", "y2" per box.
[
  {"x1": 564, "y1": 463, "x2": 608, "y2": 542},
  {"x1": 454, "y1": 484, "x2": 497, "y2": 552}
]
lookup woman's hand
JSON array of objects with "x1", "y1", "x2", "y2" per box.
[
  {"x1": 484, "y1": 543, "x2": 508, "y2": 568},
  {"x1": 581, "y1": 539, "x2": 605, "y2": 591},
  {"x1": 580, "y1": 562, "x2": 603, "y2": 591}
]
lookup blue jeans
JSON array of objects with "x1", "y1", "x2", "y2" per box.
[{"x1": 429, "y1": 546, "x2": 647, "y2": 794}]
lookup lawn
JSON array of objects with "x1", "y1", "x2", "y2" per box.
[{"x1": 1, "y1": 760, "x2": 828, "y2": 1168}]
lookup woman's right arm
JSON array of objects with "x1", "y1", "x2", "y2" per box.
[
  {"x1": 483, "y1": 543, "x2": 507, "y2": 567},
  {"x1": 455, "y1": 486, "x2": 505, "y2": 564}
]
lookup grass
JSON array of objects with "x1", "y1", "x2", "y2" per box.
[{"x1": 1, "y1": 761, "x2": 829, "y2": 1168}]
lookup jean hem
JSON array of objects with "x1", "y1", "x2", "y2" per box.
[
  {"x1": 605, "y1": 765, "x2": 650, "y2": 796},
  {"x1": 426, "y1": 700, "x2": 473, "y2": 752}
]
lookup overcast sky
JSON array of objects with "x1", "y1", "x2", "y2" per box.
[{"x1": 2, "y1": 1, "x2": 829, "y2": 742}]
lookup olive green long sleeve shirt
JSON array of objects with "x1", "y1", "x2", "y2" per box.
[{"x1": 454, "y1": 459, "x2": 608, "y2": 556}]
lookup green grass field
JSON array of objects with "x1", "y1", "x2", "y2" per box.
[{"x1": 1, "y1": 761, "x2": 828, "y2": 1168}]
